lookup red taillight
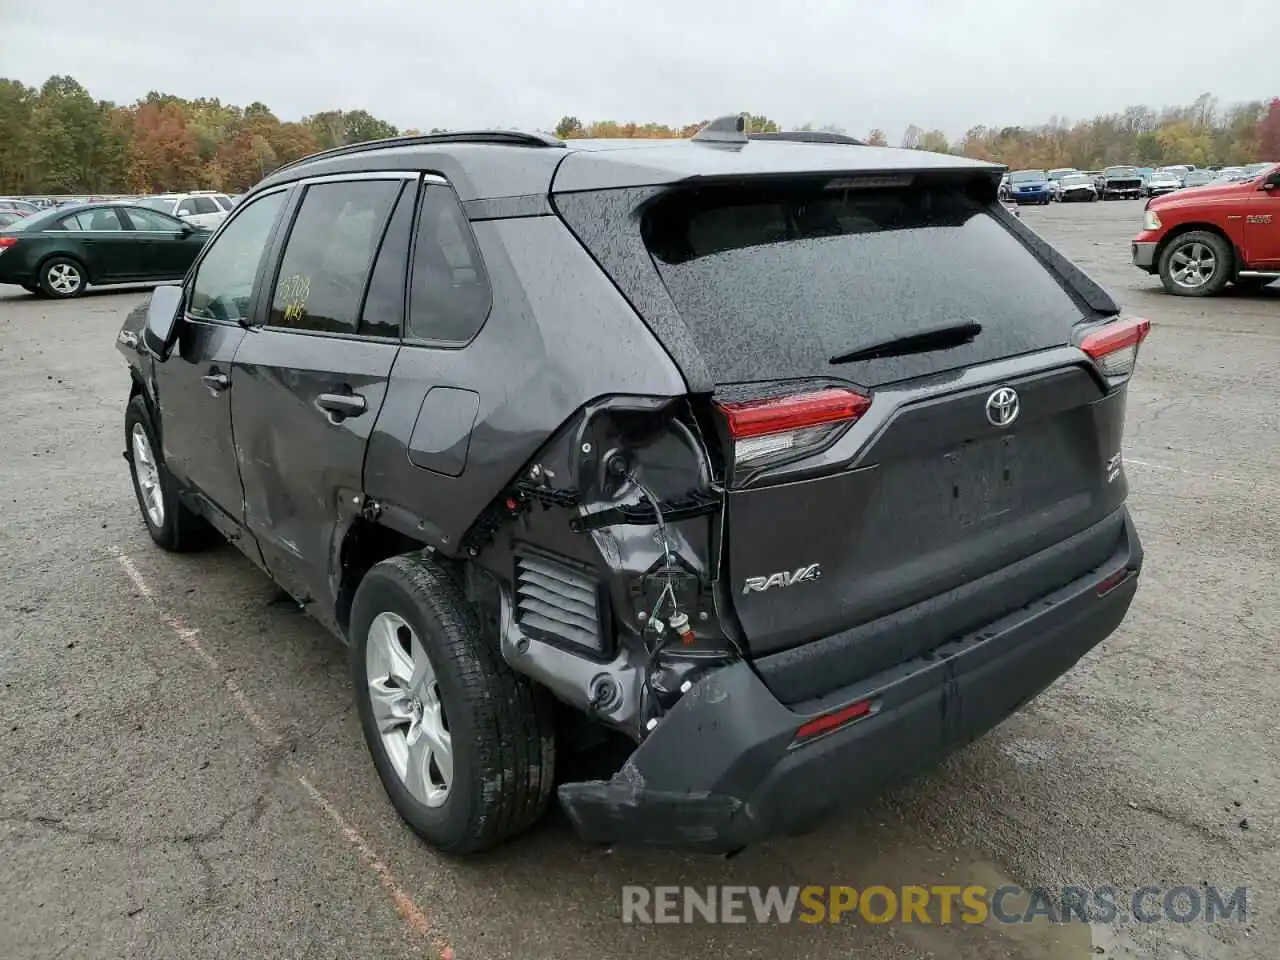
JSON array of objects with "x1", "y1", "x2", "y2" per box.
[
  {"x1": 1080, "y1": 316, "x2": 1151, "y2": 378},
  {"x1": 794, "y1": 698, "x2": 875, "y2": 742},
  {"x1": 719, "y1": 388, "x2": 870, "y2": 438},
  {"x1": 0, "y1": 237, "x2": 18, "y2": 251},
  {"x1": 716, "y1": 387, "x2": 871, "y2": 473}
]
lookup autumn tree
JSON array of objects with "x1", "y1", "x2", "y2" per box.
[
  {"x1": 865, "y1": 128, "x2": 888, "y2": 146},
  {"x1": 555, "y1": 115, "x2": 585, "y2": 138},
  {"x1": 1258, "y1": 99, "x2": 1280, "y2": 160}
]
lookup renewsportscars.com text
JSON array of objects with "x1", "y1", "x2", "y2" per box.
[{"x1": 621, "y1": 885, "x2": 1248, "y2": 925}]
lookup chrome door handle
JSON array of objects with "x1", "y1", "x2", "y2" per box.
[{"x1": 202, "y1": 372, "x2": 230, "y2": 391}]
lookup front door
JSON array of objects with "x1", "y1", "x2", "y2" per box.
[
  {"x1": 118, "y1": 206, "x2": 207, "y2": 280},
  {"x1": 1243, "y1": 170, "x2": 1280, "y2": 267},
  {"x1": 230, "y1": 175, "x2": 410, "y2": 617},
  {"x1": 152, "y1": 188, "x2": 290, "y2": 531}
]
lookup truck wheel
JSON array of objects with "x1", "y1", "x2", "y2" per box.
[
  {"x1": 125, "y1": 395, "x2": 216, "y2": 551},
  {"x1": 1158, "y1": 231, "x2": 1231, "y2": 297},
  {"x1": 351, "y1": 553, "x2": 556, "y2": 853}
]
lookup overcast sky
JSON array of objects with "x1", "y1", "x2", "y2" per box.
[{"x1": 1, "y1": 0, "x2": 1275, "y2": 140}]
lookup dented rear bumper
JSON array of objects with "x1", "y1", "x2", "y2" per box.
[{"x1": 557, "y1": 511, "x2": 1142, "y2": 852}]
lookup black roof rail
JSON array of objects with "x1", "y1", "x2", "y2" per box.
[
  {"x1": 273, "y1": 130, "x2": 565, "y2": 175},
  {"x1": 749, "y1": 131, "x2": 866, "y2": 146}
]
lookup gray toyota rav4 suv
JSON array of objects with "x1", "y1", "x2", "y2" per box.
[{"x1": 118, "y1": 117, "x2": 1147, "y2": 854}]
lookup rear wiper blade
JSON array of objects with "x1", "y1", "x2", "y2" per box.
[{"x1": 829, "y1": 320, "x2": 983, "y2": 365}]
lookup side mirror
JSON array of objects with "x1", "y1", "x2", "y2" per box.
[
  {"x1": 179, "y1": 222, "x2": 196, "y2": 236},
  {"x1": 143, "y1": 284, "x2": 185, "y2": 359}
]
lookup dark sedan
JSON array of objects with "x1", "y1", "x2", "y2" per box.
[{"x1": 0, "y1": 202, "x2": 211, "y2": 298}]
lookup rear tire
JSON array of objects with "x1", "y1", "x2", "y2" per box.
[
  {"x1": 351, "y1": 553, "x2": 556, "y2": 854},
  {"x1": 1158, "y1": 230, "x2": 1232, "y2": 297},
  {"x1": 125, "y1": 395, "x2": 216, "y2": 551},
  {"x1": 38, "y1": 256, "x2": 88, "y2": 298}
]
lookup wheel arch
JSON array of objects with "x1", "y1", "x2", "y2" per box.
[
  {"x1": 1154, "y1": 222, "x2": 1242, "y2": 276},
  {"x1": 35, "y1": 250, "x2": 94, "y2": 286},
  {"x1": 334, "y1": 518, "x2": 440, "y2": 637}
]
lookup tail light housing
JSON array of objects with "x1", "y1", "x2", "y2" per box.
[
  {"x1": 0, "y1": 237, "x2": 18, "y2": 255},
  {"x1": 716, "y1": 387, "x2": 871, "y2": 476},
  {"x1": 1079, "y1": 316, "x2": 1151, "y2": 380}
]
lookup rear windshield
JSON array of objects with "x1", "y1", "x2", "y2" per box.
[{"x1": 642, "y1": 179, "x2": 1086, "y2": 385}]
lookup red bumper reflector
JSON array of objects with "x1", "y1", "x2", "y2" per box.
[
  {"x1": 1096, "y1": 568, "x2": 1134, "y2": 596},
  {"x1": 794, "y1": 698, "x2": 874, "y2": 741}
]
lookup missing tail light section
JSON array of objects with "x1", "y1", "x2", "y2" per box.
[
  {"x1": 716, "y1": 387, "x2": 871, "y2": 476},
  {"x1": 1079, "y1": 316, "x2": 1151, "y2": 380}
]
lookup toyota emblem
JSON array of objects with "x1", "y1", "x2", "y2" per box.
[{"x1": 985, "y1": 387, "x2": 1020, "y2": 427}]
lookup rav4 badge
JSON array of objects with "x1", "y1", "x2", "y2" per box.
[{"x1": 742, "y1": 563, "x2": 823, "y2": 595}]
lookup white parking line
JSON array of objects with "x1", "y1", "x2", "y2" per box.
[{"x1": 114, "y1": 552, "x2": 454, "y2": 960}]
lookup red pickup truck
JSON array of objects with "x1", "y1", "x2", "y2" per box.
[{"x1": 1132, "y1": 163, "x2": 1280, "y2": 296}]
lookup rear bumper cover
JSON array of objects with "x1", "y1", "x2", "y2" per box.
[{"x1": 558, "y1": 509, "x2": 1142, "y2": 852}]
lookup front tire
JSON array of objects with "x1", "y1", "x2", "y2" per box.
[
  {"x1": 125, "y1": 395, "x2": 215, "y2": 551},
  {"x1": 1158, "y1": 230, "x2": 1232, "y2": 297},
  {"x1": 38, "y1": 256, "x2": 87, "y2": 298},
  {"x1": 351, "y1": 554, "x2": 556, "y2": 854}
]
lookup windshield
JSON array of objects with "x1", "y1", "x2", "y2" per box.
[
  {"x1": 1105, "y1": 167, "x2": 1138, "y2": 177},
  {"x1": 1009, "y1": 170, "x2": 1046, "y2": 183},
  {"x1": 1059, "y1": 175, "x2": 1091, "y2": 185}
]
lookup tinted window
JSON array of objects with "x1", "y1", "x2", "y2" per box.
[
  {"x1": 215, "y1": 195, "x2": 234, "y2": 211},
  {"x1": 406, "y1": 185, "x2": 491, "y2": 342},
  {"x1": 358, "y1": 182, "x2": 413, "y2": 338},
  {"x1": 642, "y1": 180, "x2": 1085, "y2": 385},
  {"x1": 189, "y1": 191, "x2": 286, "y2": 323},
  {"x1": 59, "y1": 209, "x2": 126, "y2": 231},
  {"x1": 268, "y1": 179, "x2": 400, "y2": 334},
  {"x1": 122, "y1": 207, "x2": 185, "y2": 231},
  {"x1": 189, "y1": 196, "x2": 220, "y2": 215},
  {"x1": 176, "y1": 198, "x2": 198, "y2": 216}
]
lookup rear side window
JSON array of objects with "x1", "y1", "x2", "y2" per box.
[
  {"x1": 358, "y1": 183, "x2": 414, "y2": 339},
  {"x1": 215, "y1": 195, "x2": 234, "y2": 211},
  {"x1": 642, "y1": 180, "x2": 1086, "y2": 385},
  {"x1": 59, "y1": 209, "x2": 125, "y2": 231},
  {"x1": 268, "y1": 179, "x2": 401, "y2": 335},
  {"x1": 190, "y1": 197, "x2": 220, "y2": 214},
  {"x1": 406, "y1": 184, "x2": 491, "y2": 343}
]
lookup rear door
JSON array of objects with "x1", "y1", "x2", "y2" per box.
[
  {"x1": 230, "y1": 173, "x2": 409, "y2": 616},
  {"x1": 152, "y1": 188, "x2": 290, "y2": 533},
  {"x1": 622, "y1": 175, "x2": 1123, "y2": 658},
  {"x1": 61, "y1": 208, "x2": 141, "y2": 280}
]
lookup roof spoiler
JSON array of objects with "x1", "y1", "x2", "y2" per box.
[{"x1": 693, "y1": 116, "x2": 868, "y2": 147}]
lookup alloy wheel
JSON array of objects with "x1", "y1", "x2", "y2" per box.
[
  {"x1": 130, "y1": 423, "x2": 165, "y2": 528},
  {"x1": 365, "y1": 611, "x2": 453, "y2": 808},
  {"x1": 1169, "y1": 241, "x2": 1217, "y2": 289},
  {"x1": 47, "y1": 262, "x2": 82, "y2": 295}
]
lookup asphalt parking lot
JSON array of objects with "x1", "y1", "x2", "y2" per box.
[{"x1": 1, "y1": 198, "x2": 1277, "y2": 960}]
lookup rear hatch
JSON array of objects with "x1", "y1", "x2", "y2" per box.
[{"x1": 553, "y1": 158, "x2": 1131, "y2": 664}]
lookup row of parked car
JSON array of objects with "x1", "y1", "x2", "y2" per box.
[
  {"x1": 0, "y1": 191, "x2": 240, "y2": 230},
  {"x1": 999, "y1": 162, "x2": 1276, "y2": 204}
]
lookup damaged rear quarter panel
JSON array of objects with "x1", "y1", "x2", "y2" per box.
[{"x1": 362, "y1": 213, "x2": 688, "y2": 552}]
